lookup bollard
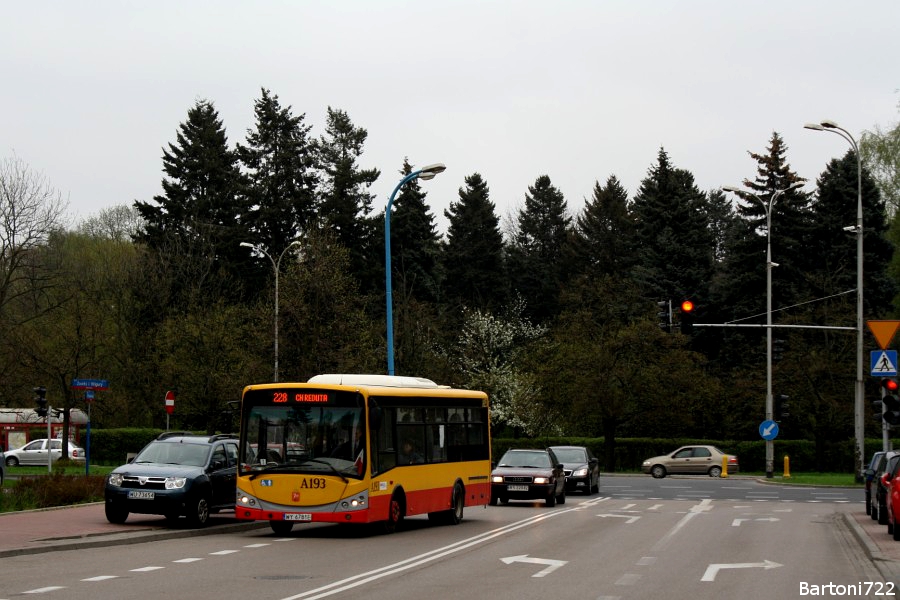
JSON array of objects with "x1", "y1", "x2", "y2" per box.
[
  {"x1": 721, "y1": 454, "x2": 729, "y2": 478},
  {"x1": 783, "y1": 454, "x2": 791, "y2": 479}
]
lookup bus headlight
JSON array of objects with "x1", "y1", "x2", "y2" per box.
[{"x1": 238, "y1": 494, "x2": 257, "y2": 507}]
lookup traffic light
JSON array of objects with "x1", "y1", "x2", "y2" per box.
[
  {"x1": 657, "y1": 300, "x2": 672, "y2": 333},
  {"x1": 679, "y1": 300, "x2": 695, "y2": 335},
  {"x1": 873, "y1": 396, "x2": 885, "y2": 423},
  {"x1": 33, "y1": 386, "x2": 48, "y2": 418},
  {"x1": 773, "y1": 338, "x2": 786, "y2": 362},
  {"x1": 774, "y1": 394, "x2": 790, "y2": 421},
  {"x1": 882, "y1": 378, "x2": 900, "y2": 426}
]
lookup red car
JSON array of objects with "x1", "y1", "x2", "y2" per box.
[{"x1": 883, "y1": 457, "x2": 900, "y2": 540}]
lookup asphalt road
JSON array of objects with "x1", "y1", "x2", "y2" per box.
[{"x1": 1, "y1": 475, "x2": 898, "y2": 600}]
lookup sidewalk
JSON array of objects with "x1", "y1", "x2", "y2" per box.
[
  {"x1": 845, "y1": 509, "x2": 900, "y2": 584},
  {"x1": 0, "y1": 502, "x2": 265, "y2": 558}
]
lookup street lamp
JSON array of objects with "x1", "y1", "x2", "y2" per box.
[
  {"x1": 240, "y1": 240, "x2": 302, "y2": 382},
  {"x1": 385, "y1": 162, "x2": 446, "y2": 376},
  {"x1": 805, "y1": 119, "x2": 866, "y2": 475},
  {"x1": 724, "y1": 181, "x2": 804, "y2": 478}
]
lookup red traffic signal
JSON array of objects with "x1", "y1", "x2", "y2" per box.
[
  {"x1": 679, "y1": 300, "x2": 695, "y2": 334},
  {"x1": 881, "y1": 378, "x2": 900, "y2": 425}
]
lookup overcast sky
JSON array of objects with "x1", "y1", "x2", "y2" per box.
[{"x1": 3, "y1": 1, "x2": 898, "y2": 236}]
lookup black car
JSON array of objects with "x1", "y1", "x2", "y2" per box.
[
  {"x1": 870, "y1": 450, "x2": 900, "y2": 524},
  {"x1": 549, "y1": 445, "x2": 600, "y2": 495},
  {"x1": 104, "y1": 432, "x2": 239, "y2": 527},
  {"x1": 864, "y1": 451, "x2": 886, "y2": 516},
  {"x1": 490, "y1": 448, "x2": 566, "y2": 507}
]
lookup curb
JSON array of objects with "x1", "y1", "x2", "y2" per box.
[
  {"x1": 0, "y1": 518, "x2": 269, "y2": 559},
  {"x1": 843, "y1": 513, "x2": 900, "y2": 585}
]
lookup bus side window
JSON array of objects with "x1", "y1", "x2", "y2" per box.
[
  {"x1": 373, "y1": 407, "x2": 397, "y2": 475},
  {"x1": 428, "y1": 423, "x2": 446, "y2": 462}
]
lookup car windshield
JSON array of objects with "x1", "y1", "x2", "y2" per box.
[
  {"x1": 499, "y1": 451, "x2": 551, "y2": 468},
  {"x1": 552, "y1": 448, "x2": 587, "y2": 463},
  {"x1": 135, "y1": 442, "x2": 210, "y2": 467}
]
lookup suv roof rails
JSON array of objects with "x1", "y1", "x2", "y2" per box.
[
  {"x1": 156, "y1": 431, "x2": 194, "y2": 440},
  {"x1": 208, "y1": 433, "x2": 237, "y2": 443}
]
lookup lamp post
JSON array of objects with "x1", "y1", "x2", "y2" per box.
[
  {"x1": 805, "y1": 120, "x2": 866, "y2": 476},
  {"x1": 240, "y1": 240, "x2": 302, "y2": 382},
  {"x1": 724, "y1": 181, "x2": 804, "y2": 478},
  {"x1": 385, "y1": 163, "x2": 446, "y2": 376}
]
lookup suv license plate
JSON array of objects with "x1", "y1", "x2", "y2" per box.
[
  {"x1": 284, "y1": 513, "x2": 312, "y2": 521},
  {"x1": 128, "y1": 491, "x2": 155, "y2": 499},
  {"x1": 507, "y1": 484, "x2": 529, "y2": 492}
]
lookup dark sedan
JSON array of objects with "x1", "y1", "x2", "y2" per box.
[
  {"x1": 490, "y1": 448, "x2": 566, "y2": 507},
  {"x1": 549, "y1": 445, "x2": 599, "y2": 495}
]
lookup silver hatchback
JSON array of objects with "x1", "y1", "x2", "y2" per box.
[{"x1": 641, "y1": 445, "x2": 738, "y2": 478}]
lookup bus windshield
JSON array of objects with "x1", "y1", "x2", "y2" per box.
[{"x1": 240, "y1": 403, "x2": 366, "y2": 478}]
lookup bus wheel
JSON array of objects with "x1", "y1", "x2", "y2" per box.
[
  {"x1": 431, "y1": 483, "x2": 464, "y2": 525},
  {"x1": 270, "y1": 520, "x2": 294, "y2": 535},
  {"x1": 383, "y1": 492, "x2": 405, "y2": 534},
  {"x1": 448, "y1": 483, "x2": 464, "y2": 524}
]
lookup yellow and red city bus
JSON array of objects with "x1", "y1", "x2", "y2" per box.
[{"x1": 236, "y1": 374, "x2": 491, "y2": 534}]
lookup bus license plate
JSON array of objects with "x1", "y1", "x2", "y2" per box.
[
  {"x1": 128, "y1": 491, "x2": 155, "y2": 499},
  {"x1": 507, "y1": 485, "x2": 529, "y2": 492},
  {"x1": 284, "y1": 513, "x2": 312, "y2": 521}
]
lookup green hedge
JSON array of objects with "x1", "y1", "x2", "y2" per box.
[
  {"x1": 82, "y1": 429, "x2": 882, "y2": 473},
  {"x1": 84, "y1": 428, "x2": 167, "y2": 464}
]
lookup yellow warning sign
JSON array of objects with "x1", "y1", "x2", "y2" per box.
[{"x1": 868, "y1": 320, "x2": 900, "y2": 350}]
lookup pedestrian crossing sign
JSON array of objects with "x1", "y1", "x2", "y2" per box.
[{"x1": 871, "y1": 350, "x2": 898, "y2": 377}]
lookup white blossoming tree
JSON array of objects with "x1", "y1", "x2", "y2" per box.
[{"x1": 451, "y1": 297, "x2": 558, "y2": 436}]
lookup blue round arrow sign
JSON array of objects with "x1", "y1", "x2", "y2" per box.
[{"x1": 759, "y1": 420, "x2": 779, "y2": 440}]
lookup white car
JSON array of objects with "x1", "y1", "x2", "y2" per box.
[{"x1": 4, "y1": 438, "x2": 85, "y2": 466}]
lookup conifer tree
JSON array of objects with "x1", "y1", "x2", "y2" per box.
[
  {"x1": 630, "y1": 148, "x2": 712, "y2": 306},
  {"x1": 442, "y1": 172, "x2": 506, "y2": 311},
  {"x1": 507, "y1": 175, "x2": 571, "y2": 323},
  {"x1": 568, "y1": 175, "x2": 634, "y2": 278},
  {"x1": 237, "y1": 88, "x2": 318, "y2": 257},
  {"x1": 317, "y1": 107, "x2": 380, "y2": 287},
  {"x1": 133, "y1": 99, "x2": 247, "y2": 307},
  {"x1": 807, "y1": 150, "x2": 894, "y2": 317},
  {"x1": 737, "y1": 132, "x2": 809, "y2": 310}
]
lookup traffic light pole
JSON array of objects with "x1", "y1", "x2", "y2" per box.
[{"x1": 46, "y1": 404, "x2": 52, "y2": 473}]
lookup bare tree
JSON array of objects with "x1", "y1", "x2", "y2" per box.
[
  {"x1": 0, "y1": 155, "x2": 69, "y2": 321},
  {"x1": 76, "y1": 204, "x2": 143, "y2": 242}
]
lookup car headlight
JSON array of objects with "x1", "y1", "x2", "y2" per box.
[
  {"x1": 642, "y1": 460, "x2": 650, "y2": 466},
  {"x1": 573, "y1": 468, "x2": 588, "y2": 477},
  {"x1": 165, "y1": 477, "x2": 187, "y2": 490},
  {"x1": 533, "y1": 477, "x2": 549, "y2": 484},
  {"x1": 108, "y1": 473, "x2": 124, "y2": 487},
  {"x1": 491, "y1": 475, "x2": 504, "y2": 483}
]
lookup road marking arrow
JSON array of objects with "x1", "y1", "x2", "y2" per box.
[
  {"x1": 731, "y1": 517, "x2": 780, "y2": 527},
  {"x1": 701, "y1": 560, "x2": 782, "y2": 582},
  {"x1": 597, "y1": 513, "x2": 641, "y2": 523},
  {"x1": 500, "y1": 555, "x2": 568, "y2": 578}
]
